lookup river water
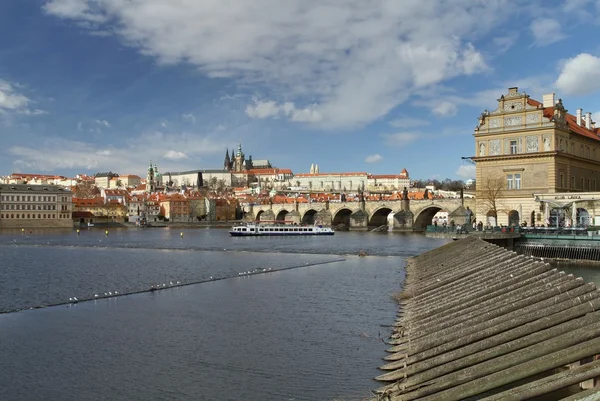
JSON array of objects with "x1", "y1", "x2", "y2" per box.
[{"x1": 0, "y1": 227, "x2": 449, "y2": 401}]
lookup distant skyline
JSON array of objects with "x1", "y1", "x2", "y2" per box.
[{"x1": 1, "y1": 1, "x2": 600, "y2": 181}]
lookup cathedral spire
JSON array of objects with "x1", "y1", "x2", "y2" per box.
[{"x1": 224, "y1": 149, "x2": 231, "y2": 170}]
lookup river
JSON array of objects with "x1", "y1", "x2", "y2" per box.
[{"x1": 0, "y1": 227, "x2": 449, "y2": 401}]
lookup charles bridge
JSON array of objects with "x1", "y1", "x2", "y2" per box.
[{"x1": 243, "y1": 198, "x2": 476, "y2": 231}]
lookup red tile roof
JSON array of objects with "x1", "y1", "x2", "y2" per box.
[{"x1": 527, "y1": 97, "x2": 599, "y2": 141}]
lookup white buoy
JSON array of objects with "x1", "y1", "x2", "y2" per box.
[
  {"x1": 69, "y1": 297, "x2": 73, "y2": 302},
  {"x1": 94, "y1": 294, "x2": 98, "y2": 298}
]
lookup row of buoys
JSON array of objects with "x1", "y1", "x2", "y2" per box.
[{"x1": 238, "y1": 268, "x2": 272, "y2": 276}]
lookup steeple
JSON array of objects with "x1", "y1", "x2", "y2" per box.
[
  {"x1": 310, "y1": 163, "x2": 315, "y2": 174},
  {"x1": 146, "y1": 161, "x2": 155, "y2": 193},
  {"x1": 224, "y1": 149, "x2": 231, "y2": 170}
]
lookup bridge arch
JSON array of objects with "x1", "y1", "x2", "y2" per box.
[
  {"x1": 414, "y1": 206, "x2": 444, "y2": 230},
  {"x1": 255, "y1": 210, "x2": 265, "y2": 221},
  {"x1": 369, "y1": 207, "x2": 394, "y2": 228},
  {"x1": 332, "y1": 208, "x2": 353, "y2": 227},
  {"x1": 276, "y1": 209, "x2": 290, "y2": 221},
  {"x1": 301, "y1": 209, "x2": 318, "y2": 225}
]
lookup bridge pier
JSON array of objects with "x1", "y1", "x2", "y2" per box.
[
  {"x1": 285, "y1": 211, "x2": 301, "y2": 225},
  {"x1": 349, "y1": 210, "x2": 368, "y2": 231},
  {"x1": 315, "y1": 210, "x2": 332, "y2": 226},
  {"x1": 392, "y1": 210, "x2": 414, "y2": 232},
  {"x1": 259, "y1": 209, "x2": 275, "y2": 222}
]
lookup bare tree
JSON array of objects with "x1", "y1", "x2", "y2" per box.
[
  {"x1": 74, "y1": 181, "x2": 99, "y2": 198},
  {"x1": 477, "y1": 172, "x2": 505, "y2": 221},
  {"x1": 216, "y1": 179, "x2": 226, "y2": 194},
  {"x1": 209, "y1": 177, "x2": 218, "y2": 191}
]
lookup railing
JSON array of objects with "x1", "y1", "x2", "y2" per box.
[
  {"x1": 426, "y1": 225, "x2": 521, "y2": 234},
  {"x1": 520, "y1": 227, "x2": 595, "y2": 237}
]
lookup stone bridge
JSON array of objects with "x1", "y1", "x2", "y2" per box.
[{"x1": 243, "y1": 198, "x2": 476, "y2": 231}]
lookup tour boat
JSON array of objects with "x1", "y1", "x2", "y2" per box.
[{"x1": 229, "y1": 222, "x2": 334, "y2": 236}]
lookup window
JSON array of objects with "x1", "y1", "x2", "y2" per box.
[
  {"x1": 560, "y1": 173, "x2": 564, "y2": 188},
  {"x1": 581, "y1": 178, "x2": 585, "y2": 190},
  {"x1": 588, "y1": 179, "x2": 591, "y2": 191},
  {"x1": 507, "y1": 173, "x2": 521, "y2": 190},
  {"x1": 510, "y1": 140, "x2": 518, "y2": 154},
  {"x1": 571, "y1": 176, "x2": 575, "y2": 189}
]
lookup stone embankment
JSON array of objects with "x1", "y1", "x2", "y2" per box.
[{"x1": 374, "y1": 236, "x2": 600, "y2": 400}]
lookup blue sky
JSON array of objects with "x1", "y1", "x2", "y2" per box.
[{"x1": 1, "y1": 0, "x2": 600, "y2": 181}]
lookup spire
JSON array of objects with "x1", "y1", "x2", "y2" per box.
[
  {"x1": 224, "y1": 149, "x2": 231, "y2": 170},
  {"x1": 310, "y1": 163, "x2": 315, "y2": 174}
]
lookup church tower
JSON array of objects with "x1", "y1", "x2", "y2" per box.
[
  {"x1": 233, "y1": 143, "x2": 245, "y2": 172},
  {"x1": 224, "y1": 149, "x2": 231, "y2": 171},
  {"x1": 146, "y1": 161, "x2": 155, "y2": 193}
]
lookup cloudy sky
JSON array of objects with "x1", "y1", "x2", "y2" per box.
[{"x1": 1, "y1": 0, "x2": 600, "y2": 180}]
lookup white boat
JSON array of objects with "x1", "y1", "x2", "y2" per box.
[{"x1": 229, "y1": 222, "x2": 334, "y2": 236}]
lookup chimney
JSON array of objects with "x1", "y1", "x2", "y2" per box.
[
  {"x1": 585, "y1": 112, "x2": 592, "y2": 129},
  {"x1": 542, "y1": 93, "x2": 555, "y2": 108},
  {"x1": 577, "y1": 109, "x2": 583, "y2": 126}
]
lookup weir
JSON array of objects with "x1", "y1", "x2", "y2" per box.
[{"x1": 374, "y1": 236, "x2": 600, "y2": 400}]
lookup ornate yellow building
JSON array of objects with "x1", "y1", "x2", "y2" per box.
[{"x1": 473, "y1": 87, "x2": 600, "y2": 226}]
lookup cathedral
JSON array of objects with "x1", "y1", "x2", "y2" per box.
[{"x1": 223, "y1": 143, "x2": 272, "y2": 172}]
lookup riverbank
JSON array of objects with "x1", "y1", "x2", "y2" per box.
[{"x1": 73, "y1": 220, "x2": 243, "y2": 229}]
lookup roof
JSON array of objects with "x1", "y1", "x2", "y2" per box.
[
  {"x1": 0, "y1": 184, "x2": 71, "y2": 193},
  {"x1": 295, "y1": 172, "x2": 368, "y2": 177},
  {"x1": 526, "y1": 97, "x2": 600, "y2": 141},
  {"x1": 370, "y1": 174, "x2": 409, "y2": 179},
  {"x1": 10, "y1": 173, "x2": 67, "y2": 179}
]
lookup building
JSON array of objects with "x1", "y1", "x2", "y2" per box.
[
  {"x1": 162, "y1": 169, "x2": 234, "y2": 189},
  {"x1": 158, "y1": 193, "x2": 190, "y2": 222},
  {"x1": 94, "y1": 172, "x2": 119, "y2": 189},
  {"x1": 0, "y1": 184, "x2": 73, "y2": 228},
  {"x1": 72, "y1": 197, "x2": 127, "y2": 223},
  {"x1": 367, "y1": 169, "x2": 410, "y2": 191},
  {"x1": 117, "y1": 174, "x2": 141, "y2": 188},
  {"x1": 292, "y1": 168, "x2": 410, "y2": 193},
  {"x1": 224, "y1": 143, "x2": 272, "y2": 172},
  {"x1": 472, "y1": 87, "x2": 600, "y2": 226}
]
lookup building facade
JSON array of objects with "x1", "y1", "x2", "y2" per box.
[
  {"x1": 472, "y1": 87, "x2": 600, "y2": 226},
  {"x1": 0, "y1": 184, "x2": 73, "y2": 228}
]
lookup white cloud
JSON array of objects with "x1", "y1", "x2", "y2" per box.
[
  {"x1": 182, "y1": 113, "x2": 196, "y2": 123},
  {"x1": 8, "y1": 131, "x2": 228, "y2": 173},
  {"x1": 0, "y1": 79, "x2": 44, "y2": 116},
  {"x1": 432, "y1": 101, "x2": 458, "y2": 117},
  {"x1": 94, "y1": 119, "x2": 110, "y2": 127},
  {"x1": 383, "y1": 132, "x2": 420, "y2": 147},
  {"x1": 493, "y1": 34, "x2": 519, "y2": 53},
  {"x1": 530, "y1": 18, "x2": 566, "y2": 46},
  {"x1": 365, "y1": 154, "x2": 383, "y2": 163},
  {"x1": 456, "y1": 164, "x2": 476, "y2": 179},
  {"x1": 555, "y1": 53, "x2": 600, "y2": 96},
  {"x1": 245, "y1": 98, "x2": 323, "y2": 123},
  {"x1": 43, "y1": 0, "x2": 518, "y2": 128},
  {"x1": 163, "y1": 150, "x2": 188, "y2": 160},
  {"x1": 245, "y1": 100, "x2": 281, "y2": 119},
  {"x1": 160, "y1": 120, "x2": 168, "y2": 128}
]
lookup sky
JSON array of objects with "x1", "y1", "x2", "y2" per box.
[{"x1": 1, "y1": 0, "x2": 600, "y2": 181}]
